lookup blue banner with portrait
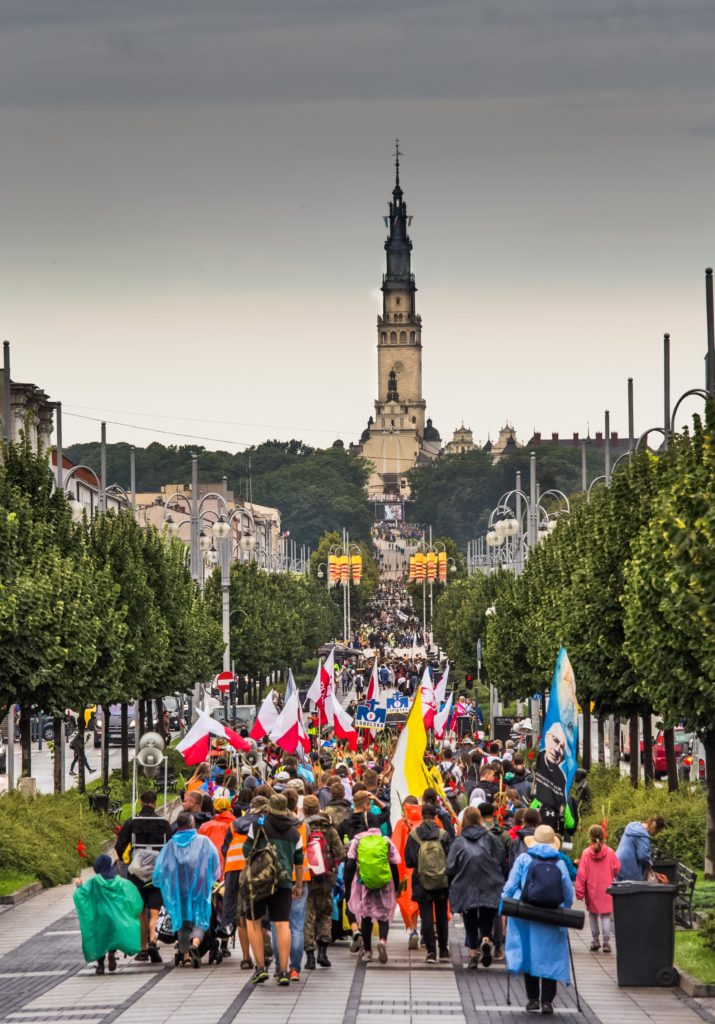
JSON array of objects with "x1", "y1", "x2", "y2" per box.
[{"x1": 534, "y1": 647, "x2": 578, "y2": 825}]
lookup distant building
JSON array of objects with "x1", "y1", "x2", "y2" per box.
[
  {"x1": 0, "y1": 349, "x2": 55, "y2": 452},
  {"x1": 443, "y1": 423, "x2": 478, "y2": 456},
  {"x1": 491, "y1": 423, "x2": 521, "y2": 461},
  {"x1": 354, "y1": 145, "x2": 441, "y2": 497},
  {"x1": 527, "y1": 430, "x2": 632, "y2": 458},
  {"x1": 51, "y1": 452, "x2": 128, "y2": 515}
]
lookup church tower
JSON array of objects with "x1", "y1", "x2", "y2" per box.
[{"x1": 358, "y1": 144, "x2": 441, "y2": 498}]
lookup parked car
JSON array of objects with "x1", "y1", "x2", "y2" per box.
[
  {"x1": 94, "y1": 704, "x2": 137, "y2": 748},
  {"x1": 30, "y1": 713, "x2": 77, "y2": 743},
  {"x1": 653, "y1": 729, "x2": 693, "y2": 779}
]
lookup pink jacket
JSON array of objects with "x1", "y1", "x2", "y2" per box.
[{"x1": 575, "y1": 844, "x2": 620, "y2": 914}]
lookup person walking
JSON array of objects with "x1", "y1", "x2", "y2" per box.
[
  {"x1": 446, "y1": 806, "x2": 506, "y2": 968},
  {"x1": 345, "y1": 824, "x2": 401, "y2": 963},
  {"x1": 221, "y1": 793, "x2": 269, "y2": 970},
  {"x1": 502, "y1": 824, "x2": 575, "y2": 1015},
  {"x1": 615, "y1": 816, "x2": 665, "y2": 881},
  {"x1": 576, "y1": 824, "x2": 621, "y2": 952},
  {"x1": 302, "y1": 794, "x2": 344, "y2": 971},
  {"x1": 404, "y1": 803, "x2": 451, "y2": 963},
  {"x1": 69, "y1": 731, "x2": 95, "y2": 776},
  {"x1": 242, "y1": 792, "x2": 304, "y2": 987},
  {"x1": 74, "y1": 855, "x2": 143, "y2": 974},
  {"x1": 198, "y1": 797, "x2": 235, "y2": 869},
  {"x1": 152, "y1": 811, "x2": 221, "y2": 968},
  {"x1": 114, "y1": 790, "x2": 172, "y2": 963}
]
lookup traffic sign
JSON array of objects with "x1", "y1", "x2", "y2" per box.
[{"x1": 215, "y1": 671, "x2": 234, "y2": 694}]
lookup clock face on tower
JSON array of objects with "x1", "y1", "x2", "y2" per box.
[{"x1": 394, "y1": 361, "x2": 404, "y2": 372}]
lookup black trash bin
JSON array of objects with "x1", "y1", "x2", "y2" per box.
[{"x1": 607, "y1": 881, "x2": 679, "y2": 987}]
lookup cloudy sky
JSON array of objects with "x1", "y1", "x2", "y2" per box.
[{"x1": 3, "y1": 1, "x2": 715, "y2": 455}]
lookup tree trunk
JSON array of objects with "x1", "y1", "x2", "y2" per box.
[
  {"x1": 20, "y1": 703, "x2": 31, "y2": 778},
  {"x1": 704, "y1": 731, "x2": 715, "y2": 879},
  {"x1": 53, "y1": 715, "x2": 63, "y2": 793},
  {"x1": 664, "y1": 726, "x2": 679, "y2": 793},
  {"x1": 597, "y1": 717, "x2": 606, "y2": 764},
  {"x1": 582, "y1": 701, "x2": 592, "y2": 770},
  {"x1": 138, "y1": 699, "x2": 146, "y2": 737},
  {"x1": 643, "y1": 713, "x2": 654, "y2": 785},
  {"x1": 120, "y1": 703, "x2": 129, "y2": 782},
  {"x1": 101, "y1": 703, "x2": 111, "y2": 789},
  {"x1": 77, "y1": 713, "x2": 86, "y2": 794},
  {"x1": 612, "y1": 716, "x2": 621, "y2": 765},
  {"x1": 629, "y1": 715, "x2": 640, "y2": 788},
  {"x1": 145, "y1": 699, "x2": 154, "y2": 733}
]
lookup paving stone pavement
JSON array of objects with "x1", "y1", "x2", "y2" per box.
[{"x1": 2, "y1": 881, "x2": 715, "y2": 1024}]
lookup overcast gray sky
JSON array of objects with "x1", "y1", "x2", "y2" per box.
[{"x1": 3, "y1": 1, "x2": 715, "y2": 454}]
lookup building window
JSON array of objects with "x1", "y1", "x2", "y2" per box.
[
  {"x1": 410, "y1": 331, "x2": 415, "y2": 342},
  {"x1": 398, "y1": 313, "x2": 403, "y2": 322},
  {"x1": 395, "y1": 297, "x2": 401, "y2": 306},
  {"x1": 390, "y1": 331, "x2": 397, "y2": 342},
  {"x1": 399, "y1": 331, "x2": 406, "y2": 342},
  {"x1": 381, "y1": 332, "x2": 386, "y2": 343},
  {"x1": 382, "y1": 418, "x2": 385, "y2": 426},
  {"x1": 400, "y1": 418, "x2": 404, "y2": 427}
]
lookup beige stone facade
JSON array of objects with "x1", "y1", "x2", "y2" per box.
[{"x1": 444, "y1": 423, "x2": 477, "y2": 456}]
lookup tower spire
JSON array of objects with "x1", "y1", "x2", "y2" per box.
[{"x1": 394, "y1": 137, "x2": 402, "y2": 189}]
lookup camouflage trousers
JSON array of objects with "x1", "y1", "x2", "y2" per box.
[{"x1": 303, "y1": 882, "x2": 334, "y2": 951}]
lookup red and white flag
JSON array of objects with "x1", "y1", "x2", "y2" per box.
[
  {"x1": 419, "y1": 665, "x2": 437, "y2": 730},
  {"x1": 177, "y1": 707, "x2": 251, "y2": 765},
  {"x1": 270, "y1": 691, "x2": 310, "y2": 754},
  {"x1": 306, "y1": 649, "x2": 335, "y2": 725},
  {"x1": 366, "y1": 660, "x2": 380, "y2": 704},
  {"x1": 433, "y1": 662, "x2": 450, "y2": 706},
  {"x1": 325, "y1": 691, "x2": 359, "y2": 751},
  {"x1": 434, "y1": 691, "x2": 454, "y2": 740},
  {"x1": 251, "y1": 690, "x2": 279, "y2": 741}
]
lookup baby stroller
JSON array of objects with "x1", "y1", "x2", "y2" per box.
[{"x1": 159, "y1": 883, "x2": 225, "y2": 968}]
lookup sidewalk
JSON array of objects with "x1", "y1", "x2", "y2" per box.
[
  {"x1": 0, "y1": 744, "x2": 122, "y2": 796},
  {"x1": 1, "y1": 881, "x2": 714, "y2": 1024}
]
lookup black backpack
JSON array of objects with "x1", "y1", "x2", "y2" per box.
[{"x1": 521, "y1": 856, "x2": 563, "y2": 909}]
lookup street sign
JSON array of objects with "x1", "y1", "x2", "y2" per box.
[
  {"x1": 355, "y1": 706, "x2": 387, "y2": 730},
  {"x1": 386, "y1": 695, "x2": 409, "y2": 710},
  {"x1": 215, "y1": 671, "x2": 234, "y2": 694}
]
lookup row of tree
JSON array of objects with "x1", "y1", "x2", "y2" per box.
[{"x1": 432, "y1": 407, "x2": 715, "y2": 872}]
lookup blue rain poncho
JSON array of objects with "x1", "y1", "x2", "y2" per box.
[
  {"x1": 152, "y1": 829, "x2": 220, "y2": 932},
  {"x1": 73, "y1": 875, "x2": 143, "y2": 962}
]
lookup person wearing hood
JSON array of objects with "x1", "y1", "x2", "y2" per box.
[
  {"x1": 74, "y1": 855, "x2": 143, "y2": 975},
  {"x1": 446, "y1": 806, "x2": 506, "y2": 969},
  {"x1": 152, "y1": 811, "x2": 220, "y2": 969},
  {"x1": 391, "y1": 797, "x2": 423, "y2": 950},
  {"x1": 242, "y1": 792, "x2": 304, "y2": 987},
  {"x1": 576, "y1": 824, "x2": 620, "y2": 952},
  {"x1": 502, "y1": 824, "x2": 575, "y2": 1015},
  {"x1": 615, "y1": 816, "x2": 664, "y2": 881},
  {"x1": 404, "y1": 803, "x2": 452, "y2": 963},
  {"x1": 198, "y1": 797, "x2": 236, "y2": 870},
  {"x1": 302, "y1": 794, "x2": 345, "y2": 971}
]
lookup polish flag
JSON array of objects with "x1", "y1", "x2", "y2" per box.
[
  {"x1": 419, "y1": 665, "x2": 437, "y2": 730},
  {"x1": 326, "y1": 691, "x2": 359, "y2": 751},
  {"x1": 306, "y1": 650, "x2": 335, "y2": 725},
  {"x1": 177, "y1": 707, "x2": 251, "y2": 765},
  {"x1": 433, "y1": 662, "x2": 450, "y2": 706},
  {"x1": 366, "y1": 661, "x2": 380, "y2": 704},
  {"x1": 434, "y1": 692, "x2": 454, "y2": 740},
  {"x1": 284, "y1": 668, "x2": 297, "y2": 702},
  {"x1": 251, "y1": 690, "x2": 279, "y2": 741},
  {"x1": 270, "y1": 691, "x2": 310, "y2": 754}
]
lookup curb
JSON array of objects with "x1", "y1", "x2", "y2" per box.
[
  {"x1": 0, "y1": 881, "x2": 43, "y2": 906},
  {"x1": 678, "y1": 969, "x2": 715, "y2": 998}
]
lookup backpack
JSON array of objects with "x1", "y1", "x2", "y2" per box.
[
  {"x1": 128, "y1": 847, "x2": 159, "y2": 884},
  {"x1": 409, "y1": 827, "x2": 448, "y2": 891},
  {"x1": 357, "y1": 835, "x2": 392, "y2": 890},
  {"x1": 521, "y1": 856, "x2": 563, "y2": 908},
  {"x1": 306, "y1": 827, "x2": 334, "y2": 878},
  {"x1": 240, "y1": 825, "x2": 283, "y2": 904}
]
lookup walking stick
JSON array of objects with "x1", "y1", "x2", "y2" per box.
[
  {"x1": 567, "y1": 934, "x2": 581, "y2": 1013},
  {"x1": 506, "y1": 968, "x2": 511, "y2": 1006}
]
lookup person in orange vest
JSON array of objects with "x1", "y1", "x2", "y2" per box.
[
  {"x1": 186, "y1": 762, "x2": 211, "y2": 794},
  {"x1": 198, "y1": 798, "x2": 235, "y2": 871},
  {"x1": 221, "y1": 793, "x2": 269, "y2": 970}
]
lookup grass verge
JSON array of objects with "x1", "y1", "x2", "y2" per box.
[
  {"x1": 0, "y1": 870, "x2": 38, "y2": 897},
  {"x1": 675, "y1": 931, "x2": 715, "y2": 984}
]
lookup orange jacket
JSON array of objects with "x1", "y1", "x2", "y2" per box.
[
  {"x1": 198, "y1": 811, "x2": 235, "y2": 873},
  {"x1": 391, "y1": 803, "x2": 423, "y2": 926}
]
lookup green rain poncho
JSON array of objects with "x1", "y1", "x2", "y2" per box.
[{"x1": 73, "y1": 875, "x2": 143, "y2": 962}]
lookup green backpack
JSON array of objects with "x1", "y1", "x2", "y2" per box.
[
  {"x1": 409, "y1": 827, "x2": 448, "y2": 891},
  {"x1": 357, "y1": 834, "x2": 392, "y2": 890}
]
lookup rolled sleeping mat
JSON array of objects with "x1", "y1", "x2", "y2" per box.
[{"x1": 501, "y1": 897, "x2": 585, "y2": 930}]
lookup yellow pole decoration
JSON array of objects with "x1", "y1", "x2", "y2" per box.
[
  {"x1": 414, "y1": 551, "x2": 426, "y2": 581},
  {"x1": 426, "y1": 551, "x2": 437, "y2": 581},
  {"x1": 438, "y1": 551, "x2": 447, "y2": 583},
  {"x1": 339, "y1": 554, "x2": 349, "y2": 585},
  {"x1": 328, "y1": 553, "x2": 339, "y2": 585},
  {"x1": 351, "y1": 554, "x2": 362, "y2": 584}
]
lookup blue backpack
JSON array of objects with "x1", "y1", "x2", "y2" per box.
[{"x1": 522, "y1": 856, "x2": 563, "y2": 908}]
